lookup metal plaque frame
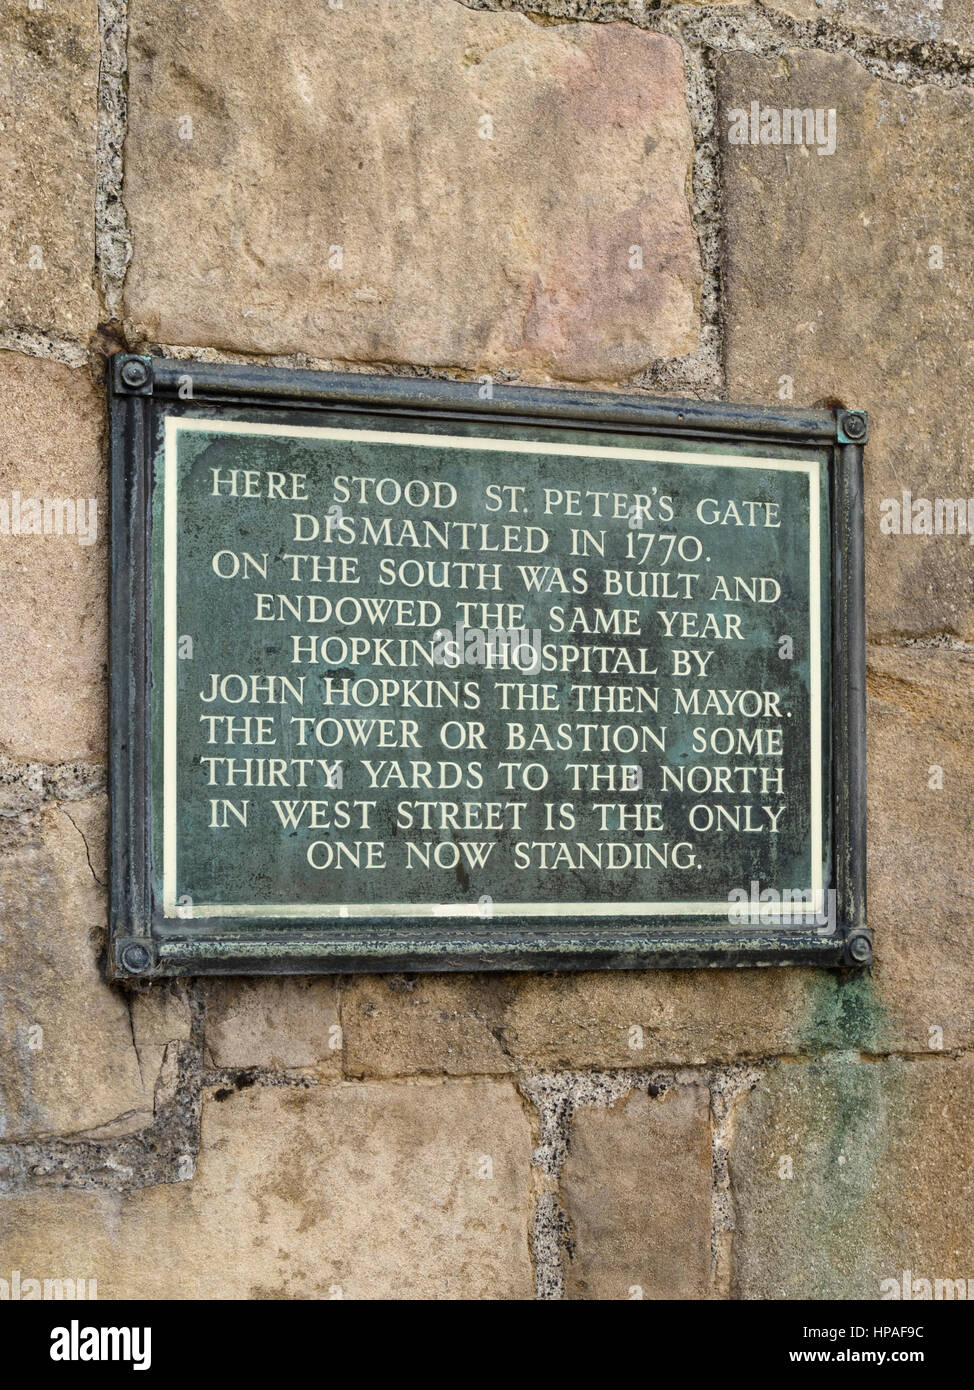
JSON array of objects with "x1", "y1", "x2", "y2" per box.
[{"x1": 108, "y1": 355, "x2": 868, "y2": 978}]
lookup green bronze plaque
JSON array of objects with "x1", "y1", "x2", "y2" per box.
[{"x1": 109, "y1": 358, "x2": 868, "y2": 976}]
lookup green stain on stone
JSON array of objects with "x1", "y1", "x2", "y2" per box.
[
  {"x1": 734, "y1": 1055, "x2": 905, "y2": 1297},
  {"x1": 796, "y1": 968, "x2": 889, "y2": 1055},
  {"x1": 763, "y1": 976, "x2": 903, "y2": 1293},
  {"x1": 803, "y1": 1060, "x2": 893, "y2": 1285}
]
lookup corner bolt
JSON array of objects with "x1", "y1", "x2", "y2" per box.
[
  {"x1": 840, "y1": 411, "x2": 867, "y2": 442},
  {"x1": 119, "y1": 358, "x2": 150, "y2": 390},
  {"x1": 846, "y1": 931, "x2": 873, "y2": 966},
  {"x1": 119, "y1": 941, "x2": 153, "y2": 974}
]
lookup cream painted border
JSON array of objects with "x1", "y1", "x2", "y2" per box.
[{"x1": 162, "y1": 418, "x2": 823, "y2": 920}]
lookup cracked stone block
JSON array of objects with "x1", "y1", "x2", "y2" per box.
[
  {"x1": 560, "y1": 1082, "x2": 712, "y2": 1299},
  {"x1": 0, "y1": 0, "x2": 101, "y2": 338},
  {"x1": 0, "y1": 797, "x2": 156, "y2": 1141},
  {"x1": 0, "y1": 1079, "x2": 534, "y2": 1298},
  {"x1": 130, "y1": 983, "x2": 193, "y2": 1049},
  {"x1": 129, "y1": 984, "x2": 194, "y2": 1091},
  {"x1": 0, "y1": 352, "x2": 106, "y2": 762},
  {"x1": 719, "y1": 49, "x2": 974, "y2": 641},
  {"x1": 124, "y1": 0, "x2": 701, "y2": 380},
  {"x1": 731, "y1": 1055, "x2": 974, "y2": 1299},
  {"x1": 205, "y1": 978, "x2": 341, "y2": 1072}
]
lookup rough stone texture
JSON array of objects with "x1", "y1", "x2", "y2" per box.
[
  {"x1": 731, "y1": 1055, "x2": 974, "y2": 1299},
  {"x1": 129, "y1": 984, "x2": 195, "y2": 1096},
  {"x1": 507, "y1": 971, "x2": 818, "y2": 1066},
  {"x1": 343, "y1": 974, "x2": 519, "y2": 1077},
  {"x1": 1, "y1": 0, "x2": 972, "y2": 1308},
  {"x1": 720, "y1": 49, "x2": 974, "y2": 641},
  {"x1": 863, "y1": 645, "x2": 974, "y2": 1053},
  {"x1": 666, "y1": 0, "x2": 974, "y2": 48},
  {"x1": 0, "y1": 0, "x2": 100, "y2": 338},
  {"x1": 0, "y1": 1079, "x2": 535, "y2": 1298},
  {"x1": 124, "y1": 0, "x2": 701, "y2": 380},
  {"x1": 131, "y1": 983, "x2": 193, "y2": 1050},
  {"x1": 561, "y1": 1082, "x2": 712, "y2": 1299},
  {"x1": 343, "y1": 968, "x2": 818, "y2": 1076},
  {"x1": 763, "y1": 0, "x2": 974, "y2": 47},
  {"x1": 0, "y1": 352, "x2": 106, "y2": 762},
  {"x1": 205, "y1": 978, "x2": 341, "y2": 1072},
  {"x1": 0, "y1": 797, "x2": 155, "y2": 1141}
]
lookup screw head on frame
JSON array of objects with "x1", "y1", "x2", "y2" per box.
[
  {"x1": 119, "y1": 357, "x2": 150, "y2": 390},
  {"x1": 846, "y1": 932, "x2": 873, "y2": 965},
  {"x1": 840, "y1": 411, "x2": 867, "y2": 441},
  {"x1": 119, "y1": 941, "x2": 153, "y2": 974}
]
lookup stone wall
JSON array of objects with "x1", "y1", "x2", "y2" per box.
[{"x1": 1, "y1": 0, "x2": 972, "y2": 1300}]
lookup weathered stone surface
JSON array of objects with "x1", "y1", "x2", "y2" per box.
[
  {"x1": 561, "y1": 1082, "x2": 712, "y2": 1299},
  {"x1": 862, "y1": 644, "x2": 974, "y2": 1053},
  {"x1": 0, "y1": 797, "x2": 155, "y2": 1141},
  {"x1": 0, "y1": 352, "x2": 106, "y2": 762},
  {"x1": 762, "y1": 0, "x2": 974, "y2": 48},
  {"x1": 665, "y1": 0, "x2": 974, "y2": 47},
  {"x1": 720, "y1": 50, "x2": 974, "y2": 641},
  {"x1": 0, "y1": 0, "x2": 100, "y2": 337},
  {"x1": 343, "y1": 968, "x2": 819, "y2": 1075},
  {"x1": 129, "y1": 983, "x2": 194, "y2": 1093},
  {"x1": 0, "y1": 1079, "x2": 535, "y2": 1298},
  {"x1": 124, "y1": 0, "x2": 701, "y2": 380},
  {"x1": 505, "y1": 971, "x2": 818, "y2": 1067},
  {"x1": 205, "y1": 978, "x2": 341, "y2": 1072},
  {"x1": 131, "y1": 984, "x2": 193, "y2": 1049},
  {"x1": 343, "y1": 974, "x2": 518, "y2": 1077},
  {"x1": 731, "y1": 1055, "x2": 974, "y2": 1299}
]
